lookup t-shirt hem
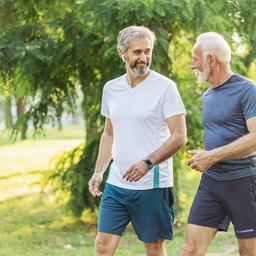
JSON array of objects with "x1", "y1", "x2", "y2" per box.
[{"x1": 106, "y1": 180, "x2": 173, "y2": 190}]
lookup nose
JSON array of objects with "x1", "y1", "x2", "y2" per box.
[
  {"x1": 190, "y1": 60, "x2": 196, "y2": 70},
  {"x1": 139, "y1": 53, "x2": 147, "y2": 62}
]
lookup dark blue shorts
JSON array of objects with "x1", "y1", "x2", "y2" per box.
[
  {"x1": 98, "y1": 183, "x2": 174, "y2": 242},
  {"x1": 188, "y1": 173, "x2": 256, "y2": 239}
]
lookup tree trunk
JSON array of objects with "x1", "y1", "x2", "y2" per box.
[
  {"x1": 57, "y1": 119, "x2": 62, "y2": 131},
  {"x1": 17, "y1": 98, "x2": 27, "y2": 140},
  {"x1": 4, "y1": 97, "x2": 13, "y2": 129}
]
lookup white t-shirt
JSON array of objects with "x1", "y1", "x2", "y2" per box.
[{"x1": 101, "y1": 70, "x2": 186, "y2": 189}]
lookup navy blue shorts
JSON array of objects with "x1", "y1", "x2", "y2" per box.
[
  {"x1": 188, "y1": 173, "x2": 256, "y2": 239},
  {"x1": 98, "y1": 183, "x2": 174, "y2": 242}
]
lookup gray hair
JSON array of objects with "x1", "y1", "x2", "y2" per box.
[
  {"x1": 195, "y1": 32, "x2": 231, "y2": 62},
  {"x1": 117, "y1": 25, "x2": 156, "y2": 53}
]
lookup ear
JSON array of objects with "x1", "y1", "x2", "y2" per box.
[
  {"x1": 208, "y1": 54, "x2": 216, "y2": 66},
  {"x1": 119, "y1": 51, "x2": 125, "y2": 62}
]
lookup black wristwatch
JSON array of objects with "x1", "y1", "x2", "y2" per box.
[{"x1": 142, "y1": 158, "x2": 154, "y2": 170}]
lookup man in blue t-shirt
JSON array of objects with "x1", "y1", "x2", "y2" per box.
[{"x1": 182, "y1": 32, "x2": 256, "y2": 256}]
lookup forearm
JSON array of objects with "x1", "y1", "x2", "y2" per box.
[
  {"x1": 94, "y1": 132, "x2": 113, "y2": 174},
  {"x1": 211, "y1": 133, "x2": 256, "y2": 163},
  {"x1": 122, "y1": 132, "x2": 186, "y2": 182},
  {"x1": 148, "y1": 133, "x2": 186, "y2": 165}
]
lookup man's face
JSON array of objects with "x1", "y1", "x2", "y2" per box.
[
  {"x1": 196, "y1": 60, "x2": 210, "y2": 83},
  {"x1": 191, "y1": 44, "x2": 210, "y2": 83},
  {"x1": 124, "y1": 37, "x2": 153, "y2": 77}
]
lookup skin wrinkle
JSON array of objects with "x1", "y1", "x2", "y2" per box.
[{"x1": 182, "y1": 32, "x2": 256, "y2": 256}]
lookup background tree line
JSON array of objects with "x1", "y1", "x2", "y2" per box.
[{"x1": 0, "y1": 0, "x2": 256, "y2": 218}]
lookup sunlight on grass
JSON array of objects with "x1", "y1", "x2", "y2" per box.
[
  {"x1": 0, "y1": 173, "x2": 41, "y2": 201},
  {"x1": 0, "y1": 140, "x2": 83, "y2": 173},
  {"x1": 0, "y1": 139, "x2": 83, "y2": 202},
  {"x1": 0, "y1": 125, "x2": 96, "y2": 255},
  {"x1": 0, "y1": 125, "x2": 239, "y2": 256}
]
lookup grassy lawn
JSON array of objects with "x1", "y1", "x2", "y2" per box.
[{"x1": 0, "y1": 124, "x2": 238, "y2": 256}]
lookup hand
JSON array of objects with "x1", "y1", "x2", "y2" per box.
[
  {"x1": 187, "y1": 150, "x2": 214, "y2": 172},
  {"x1": 122, "y1": 160, "x2": 149, "y2": 182},
  {"x1": 88, "y1": 172, "x2": 103, "y2": 197}
]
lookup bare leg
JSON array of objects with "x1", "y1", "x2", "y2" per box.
[
  {"x1": 238, "y1": 237, "x2": 256, "y2": 256},
  {"x1": 94, "y1": 232, "x2": 121, "y2": 256},
  {"x1": 182, "y1": 224, "x2": 218, "y2": 256},
  {"x1": 144, "y1": 238, "x2": 167, "y2": 256}
]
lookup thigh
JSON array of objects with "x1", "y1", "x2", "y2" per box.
[
  {"x1": 128, "y1": 187, "x2": 174, "y2": 242},
  {"x1": 222, "y1": 175, "x2": 256, "y2": 239},
  {"x1": 144, "y1": 238, "x2": 166, "y2": 256},
  {"x1": 188, "y1": 173, "x2": 230, "y2": 231},
  {"x1": 237, "y1": 237, "x2": 256, "y2": 256},
  {"x1": 182, "y1": 224, "x2": 218, "y2": 256},
  {"x1": 98, "y1": 184, "x2": 130, "y2": 236}
]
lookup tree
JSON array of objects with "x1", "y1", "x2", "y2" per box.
[
  {"x1": 0, "y1": 1, "x2": 78, "y2": 138},
  {"x1": 1, "y1": 0, "x2": 256, "y2": 218},
  {"x1": 227, "y1": 0, "x2": 256, "y2": 76},
  {"x1": 43, "y1": 0, "x2": 236, "y2": 217}
]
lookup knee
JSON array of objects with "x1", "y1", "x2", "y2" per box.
[
  {"x1": 181, "y1": 242, "x2": 190, "y2": 256},
  {"x1": 94, "y1": 234, "x2": 114, "y2": 256},
  {"x1": 182, "y1": 242, "x2": 200, "y2": 256},
  {"x1": 94, "y1": 235, "x2": 107, "y2": 255}
]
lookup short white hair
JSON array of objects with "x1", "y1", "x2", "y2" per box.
[{"x1": 195, "y1": 32, "x2": 231, "y2": 62}]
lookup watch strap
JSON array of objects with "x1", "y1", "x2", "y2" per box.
[{"x1": 142, "y1": 158, "x2": 154, "y2": 170}]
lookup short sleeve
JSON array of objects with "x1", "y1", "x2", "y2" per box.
[
  {"x1": 101, "y1": 84, "x2": 110, "y2": 118},
  {"x1": 162, "y1": 81, "x2": 186, "y2": 119},
  {"x1": 240, "y1": 82, "x2": 256, "y2": 120}
]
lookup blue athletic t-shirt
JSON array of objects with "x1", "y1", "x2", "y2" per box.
[{"x1": 202, "y1": 74, "x2": 256, "y2": 180}]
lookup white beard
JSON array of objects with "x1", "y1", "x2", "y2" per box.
[{"x1": 193, "y1": 62, "x2": 210, "y2": 83}]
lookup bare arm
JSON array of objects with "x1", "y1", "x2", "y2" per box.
[
  {"x1": 188, "y1": 116, "x2": 256, "y2": 172},
  {"x1": 88, "y1": 118, "x2": 113, "y2": 197},
  {"x1": 148, "y1": 114, "x2": 187, "y2": 165},
  {"x1": 122, "y1": 114, "x2": 187, "y2": 182}
]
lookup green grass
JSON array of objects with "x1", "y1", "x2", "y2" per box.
[{"x1": 0, "y1": 124, "x2": 238, "y2": 255}]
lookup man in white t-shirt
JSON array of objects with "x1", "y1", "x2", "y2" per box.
[{"x1": 88, "y1": 25, "x2": 187, "y2": 256}]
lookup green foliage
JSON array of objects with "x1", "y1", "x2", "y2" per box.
[
  {"x1": 227, "y1": 0, "x2": 256, "y2": 74},
  {"x1": 1, "y1": 0, "x2": 256, "y2": 216},
  {"x1": 0, "y1": 1, "x2": 82, "y2": 138}
]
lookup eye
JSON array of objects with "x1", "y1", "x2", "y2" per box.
[
  {"x1": 192, "y1": 57, "x2": 199, "y2": 64},
  {"x1": 134, "y1": 50, "x2": 141, "y2": 55}
]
